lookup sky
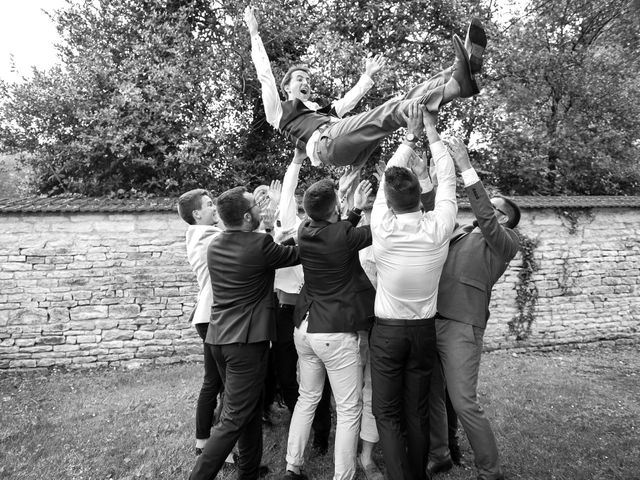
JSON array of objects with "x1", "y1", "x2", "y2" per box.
[{"x1": 0, "y1": 0, "x2": 69, "y2": 83}]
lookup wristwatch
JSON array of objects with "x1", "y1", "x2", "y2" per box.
[{"x1": 405, "y1": 132, "x2": 418, "y2": 143}]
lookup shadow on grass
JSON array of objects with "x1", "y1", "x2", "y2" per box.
[{"x1": 1, "y1": 343, "x2": 638, "y2": 480}]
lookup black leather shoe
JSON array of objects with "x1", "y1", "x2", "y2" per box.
[
  {"x1": 451, "y1": 34, "x2": 479, "y2": 98},
  {"x1": 283, "y1": 470, "x2": 308, "y2": 480},
  {"x1": 427, "y1": 458, "x2": 454, "y2": 476},
  {"x1": 465, "y1": 18, "x2": 487, "y2": 74}
]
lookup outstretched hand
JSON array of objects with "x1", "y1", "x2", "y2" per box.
[
  {"x1": 443, "y1": 136, "x2": 472, "y2": 172},
  {"x1": 244, "y1": 6, "x2": 259, "y2": 36},
  {"x1": 353, "y1": 180, "x2": 373, "y2": 210},
  {"x1": 268, "y1": 179, "x2": 282, "y2": 207},
  {"x1": 400, "y1": 102, "x2": 424, "y2": 139},
  {"x1": 364, "y1": 54, "x2": 388, "y2": 78}
]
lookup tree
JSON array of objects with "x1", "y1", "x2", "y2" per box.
[{"x1": 474, "y1": 0, "x2": 640, "y2": 195}]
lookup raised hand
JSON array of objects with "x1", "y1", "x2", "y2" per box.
[
  {"x1": 400, "y1": 102, "x2": 424, "y2": 139},
  {"x1": 364, "y1": 54, "x2": 388, "y2": 78},
  {"x1": 353, "y1": 179, "x2": 373, "y2": 210},
  {"x1": 244, "y1": 6, "x2": 259, "y2": 36},
  {"x1": 268, "y1": 179, "x2": 282, "y2": 207},
  {"x1": 443, "y1": 136, "x2": 472, "y2": 172}
]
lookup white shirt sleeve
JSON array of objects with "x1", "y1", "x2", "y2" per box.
[
  {"x1": 276, "y1": 159, "x2": 302, "y2": 233},
  {"x1": 332, "y1": 74, "x2": 374, "y2": 118},
  {"x1": 249, "y1": 32, "x2": 283, "y2": 129},
  {"x1": 460, "y1": 167, "x2": 480, "y2": 187},
  {"x1": 425, "y1": 140, "x2": 457, "y2": 242}
]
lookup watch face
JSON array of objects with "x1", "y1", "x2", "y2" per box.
[{"x1": 406, "y1": 133, "x2": 416, "y2": 142}]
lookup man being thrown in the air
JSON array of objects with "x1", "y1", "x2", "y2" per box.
[{"x1": 244, "y1": 6, "x2": 486, "y2": 170}]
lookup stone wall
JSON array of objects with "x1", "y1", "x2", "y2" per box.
[{"x1": 1, "y1": 201, "x2": 639, "y2": 369}]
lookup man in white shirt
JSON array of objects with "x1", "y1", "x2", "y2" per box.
[
  {"x1": 177, "y1": 189, "x2": 225, "y2": 457},
  {"x1": 369, "y1": 104, "x2": 457, "y2": 480},
  {"x1": 243, "y1": 6, "x2": 483, "y2": 170}
]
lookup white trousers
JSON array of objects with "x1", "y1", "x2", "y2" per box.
[{"x1": 286, "y1": 319, "x2": 363, "y2": 480}]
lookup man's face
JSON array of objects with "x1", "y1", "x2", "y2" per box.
[
  {"x1": 194, "y1": 195, "x2": 218, "y2": 226},
  {"x1": 491, "y1": 198, "x2": 510, "y2": 225},
  {"x1": 243, "y1": 192, "x2": 262, "y2": 231},
  {"x1": 286, "y1": 70, "x2": 311, "y2": 102}
]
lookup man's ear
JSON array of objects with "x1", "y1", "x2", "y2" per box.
[{"x1": 192, "y1": 210, "x2": 200, "y2": 221}]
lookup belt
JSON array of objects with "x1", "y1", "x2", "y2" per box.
[{"x1": 374, "y1": 316, "x2": 435, "y2": 327}]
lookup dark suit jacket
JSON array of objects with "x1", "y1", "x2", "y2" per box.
[
  {"x1": 205, "y1": 231, "x2": 300, "y2": 345},
  {"x1": 437, "y1": 180, "x2": 520, "y2": 328},
  {"x1": 294, "y1": 213, "x2": 375, "y2": 333}
]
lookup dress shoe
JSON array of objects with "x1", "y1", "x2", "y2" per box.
[
  {"x1": 451, "y1": 34, "x2": 479, "y2": 98},
  {"x1": 283, "y1": 470, "x2": 308, "y2": 480},
  {"x1": 427, "y1": 457, "x2": 454, "y2": 476},
  {"x1": 465, "y1": 18, "x2": 487, "y2": 74}
]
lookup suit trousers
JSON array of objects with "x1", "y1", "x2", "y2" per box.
[
  {"x1": 316, "y1": 68, "x2": 451, "y2": 168},
  {"x1": 273, "y1": 303, "x2": 333, "y2": 445},
  {"x1": 194, "y1": 323, "x2": 224, "y2": 441},
  {"x1": 429, "y1": 318, "x2": 503, "y2": 480},
  {"x1": 189, "y1": 341, "x2": 269, "y2": 480},
  {"x1": 370, "y1": 319, "x2": 437, "y2": 480},
  {"x1": 286, "y1": 319, "x2": 362, "y2": 480}
]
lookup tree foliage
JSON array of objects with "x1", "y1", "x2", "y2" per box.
[{"x1": 0, "y1": 0, "x2": 638, "y2": 197}]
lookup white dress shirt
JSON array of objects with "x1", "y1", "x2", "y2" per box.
[
  {"x1": 371, "y1": 142, "x2": 457, "y2": 320},
  {"x1": 185, "y1": 224, "x2": 223, "y2": 324},
  {"x1": 274, "y1": 159, "x2": 305, "y2": 296}
]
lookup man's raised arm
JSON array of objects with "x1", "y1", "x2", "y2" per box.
[
  {"x1": 331, "y1": 54, "x2": 387, "y2": 118},
  {"x1": 244, "y1": 6, "x2": 283, "y2": 129}
]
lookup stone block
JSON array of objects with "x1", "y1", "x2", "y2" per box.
[
  {"x1": 76, "y1": 335, "x2": 98, "y2": 344},
  {"x1": 53, "y1": 344, "x2": 80, "y2": 352},
  {"x1": 109, "y1": 304, "x2": 141, "y2": 318},
  {"x1": 37, "y1": 336, "x2": 66, "y2": 345},
  {"x1": 70, "y1": 305, "x2": 108, "y2": 321},
  {"x1": 101, "y1": 330, "x2": 134, "y2": 341},
  {"x1": 154, "y1": 330, "x2": 181, "y2": 340},
  {"x1": 134, "y1": 331, "x2": 154, "y2": 340},
  {"x1": 8, "y1": 308, "x2": 47, "y2": 326},
  {"x1": 9, "y1": 359, "x2": 37, "y2": 369}
]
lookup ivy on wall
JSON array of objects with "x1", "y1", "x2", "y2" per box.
[
  {"x1": 555, "y1": 208, "x2": 594, "y2": 235},
  {"x1": 508, "y1": 231, "x2": 539, "y2": 341}
]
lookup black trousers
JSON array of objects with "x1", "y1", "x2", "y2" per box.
[
  {"x1": 194, "y1": 323, "x2": 224, "y2": 440},
  {"x1": 273, "y1": 303, "x2": 332, "y2": 443},
  {"x1": 371, "y1": 318, "x2": 437, "y2": 480},
  {"x1": 189, "y1": 341, "x2": 269, "y2": 480}
]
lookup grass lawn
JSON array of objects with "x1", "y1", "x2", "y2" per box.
[{"x1": 1, "y1": 343, "x2": 638, "y2": 480}]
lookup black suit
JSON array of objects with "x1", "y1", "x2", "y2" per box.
[
  {"x1": 190, "y1": 231, "x2": 299, "y2": 480},
  {"x1": 294, "y1": 212, "x2": 375, "y2": 332}
]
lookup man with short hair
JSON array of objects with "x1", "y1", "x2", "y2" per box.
[
  {"x1": 369, "y1": 103, "x2": 457, "y2": 480},
  {"x1": 177, "y1": 189, "x2": 226, "y2": 458},
  {"x1": 244, "y1": 6, "x2": 485, "y2": 169},
  {"x1": 427, "y1": 137, "x2": 521, "y2": 480},
  {"x1": 189, "y1": 186, "x2": 300, "y2": 480},
  {"x1": 284, "y1": 178, "x2": 374, "y2": 480}
]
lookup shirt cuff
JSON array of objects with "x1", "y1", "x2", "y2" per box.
[
  {"x1": 429, "y1": 140, "x2": 446, "y2": 157},
  {"x1": 419, "y1": 178, "x2": 434, "y2": 193},
  {"x1": 461, "y1": 168, "x2": 480, "y2": 187}
]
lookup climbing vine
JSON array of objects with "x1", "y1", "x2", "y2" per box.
[
  {"x1": 508, "y1": 231, "x2": 539, "y2": 341},
  {"x1": 555, "y1": 208, "x2": 594, "y2": 235}
]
